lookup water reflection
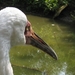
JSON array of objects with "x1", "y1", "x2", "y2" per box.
[{"x1": 57, "y1": 62, "x2": 67, "y2": 75}]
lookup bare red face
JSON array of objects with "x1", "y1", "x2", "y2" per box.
[{"x1": 24, "y1": 21, "x2": 57, "y2": 60}]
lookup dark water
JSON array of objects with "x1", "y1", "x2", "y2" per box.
[{"x1": 10, "y1": 14, "x2": 75, "y2": 75}]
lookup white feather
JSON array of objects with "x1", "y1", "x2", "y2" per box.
[{"x1": 0, "y1": 7, "x2": 28, "y2": 75}]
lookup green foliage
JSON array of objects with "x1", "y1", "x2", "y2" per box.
[
  {"x1": 24, "y1": 0, "x2": 46, "y2": 12},
  {"x1": 0, "y1": 0, "x2": 75, "y2": 15},
  {"x1": 45, "y1": 0, "x2": 68, "y2": 11},
  {"x1": 45, "y1": 0, "x2": 58, "y2": 11}
]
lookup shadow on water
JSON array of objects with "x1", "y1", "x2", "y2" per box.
[{"x1": 10, "y1": 14, "x2": 75, "y2": 75}]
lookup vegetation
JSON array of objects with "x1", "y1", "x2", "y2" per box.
[
  {"x1": 45, "y1": 0, "x2": 68, "y2": 11},
  {"x1": 0, "y1": 0, "x2": 75, "y2": 16}
]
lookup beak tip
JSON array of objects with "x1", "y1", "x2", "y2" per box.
[
  {"x1": 52, "y1": 52, "x2": 58, "y2": 60},
  {"x1": 53, "y1": 55, "x2": 58, "y2": 60},
  {"x1": 47, "y1": 47, "x2": 58, "y2": 60}
]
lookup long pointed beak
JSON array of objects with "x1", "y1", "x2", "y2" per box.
[{"x1": 25, "y1": 21, "x2": 58, "y2": 60}]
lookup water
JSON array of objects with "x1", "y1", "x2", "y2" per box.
[{"x1": 10, "y1": 14, "x2": 75, "y2": 75}]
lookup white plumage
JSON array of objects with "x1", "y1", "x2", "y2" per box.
[
  {"x1": 0, "y1": 7, "x2": 27, "y2": 75},
  {"x1": 0, "y1": 7, "x2": 57, "y2": 75}
]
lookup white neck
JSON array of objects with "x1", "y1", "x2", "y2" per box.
[{"x1": 0, "y1": 38, "x2": 13, "y2": 75}]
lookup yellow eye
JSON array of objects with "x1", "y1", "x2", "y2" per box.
[{"x1": 26, "y1": 27, "x2": 29, "y2": 31}]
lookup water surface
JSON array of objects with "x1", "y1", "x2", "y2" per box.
[{"x1": 10, "y1": 14, "x2": 75, "y2": 75}]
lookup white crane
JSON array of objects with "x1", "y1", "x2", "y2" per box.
[{"x1": 0, "y1": 7, "x2": 57, "y2": 75}]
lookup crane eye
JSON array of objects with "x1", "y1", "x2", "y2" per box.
[
  {"x1": 26, "y1": 27, "x2": 29, "y2": 31},
  {"x1": 24, "y1": 26, "x2": 30, "y2": 34},
  {"x1": 26, "y1": 26, "x2": 30, "y2": 31}
]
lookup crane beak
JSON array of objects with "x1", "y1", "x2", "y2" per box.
[{"x1": 25, "y1": 21, "x2": 58, "y2": 60}]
